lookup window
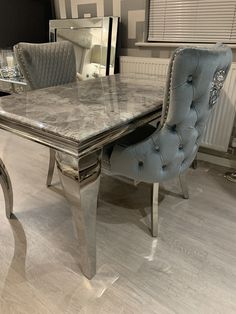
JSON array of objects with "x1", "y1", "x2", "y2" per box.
[{"x1": 148, "y1": 0, "x2": 236, "y2": 43}]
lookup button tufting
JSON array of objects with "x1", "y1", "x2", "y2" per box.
[
  {"x1": 167, "y1": 124, "x2": 176, "y2": 132},
  {"x1": 162, "y1": 165, "x2": 167, "y2": 170},
  {"x1": 187, "y1": 75, "x2": 193, "y2": 83},
  {"x1": 179, "y1": 144, "x2": 184, "y2": 150},
  {"x1": 154, "y1": 145, "x2": 160, "y2": 152},
  {"x1": 138, "y1": 161, "x2": 144, "y2": 167}
]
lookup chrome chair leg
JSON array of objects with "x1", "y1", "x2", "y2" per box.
[
  {"x1": 57, "y1": 154, "x2": 101, "y2": 279},
  {"x1": 151, "y1": 182, "x2": 159, "y2": 237},
  {"x1": 191, "y1": 158, "x2": 198, "y2": 169},
  {"x1": 179, "y1": 172, "x2": 189, "y2": 199},
  {"x1": 0, "y1": 159, "x2": 13, "y2": 219},
  {"x1": 46, "y1": 148, "x2": 56, "y2": 187}
]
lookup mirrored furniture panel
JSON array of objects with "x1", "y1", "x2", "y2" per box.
[
  {"x1": 0, "y1": 49, "x2": 27, "y2": 93},
  {"x1": 0, "y1": 17, "x2": 119, "y2": 93},
  {"x1": 49, "y1": 17, "x2": 119, "y2": 80}
]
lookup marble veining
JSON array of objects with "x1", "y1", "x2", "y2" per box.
[{"x1": 0, "y1": 74, "x2": 165, "y2": 144}]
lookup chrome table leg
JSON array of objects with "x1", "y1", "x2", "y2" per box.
[
  {"x1": 191, "y1": 158, "x2": 198, "y2": 169},
  {"x1": 0, "y1": 159, "x2": 13, "y2": 219},
  {"x1": 57, "y1": 153, "x2": 101, "y2": 279},
  {"x1": 46, "y1": 148, "x2": 56, "y2": 187}
]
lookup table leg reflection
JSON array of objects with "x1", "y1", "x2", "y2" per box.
[{"x1": 57, "y1": 151, "x2": 102, "y2": 279}]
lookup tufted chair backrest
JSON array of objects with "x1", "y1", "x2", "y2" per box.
[
  {"x1": 110, "y1": 44, "x2": 232, "y2": 183},
  {"x1": 14, "y1": 41, "x2": 76, "y2": 90},
  {"x1": 158, "y1": 44, "x2": 232, "y2": 176}
]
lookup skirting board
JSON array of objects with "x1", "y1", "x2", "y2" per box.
[{"x1": 197, "y1": 152, "x2": 236, "y2": 169}]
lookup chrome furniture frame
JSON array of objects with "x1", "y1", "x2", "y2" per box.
[
  {"x1": 49, "y1": 17, "x2": 119, "y2": 76},
  {"x1": 150, "y1": 173, "x2": 189, "y2": 236},
  {"x1": 0, "y1": 159, "x2": 13, "y2": 219}
]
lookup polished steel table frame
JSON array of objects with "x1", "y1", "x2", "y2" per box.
[{"x1": 0, "y1": 106, "x2": 162, "y2": 279}]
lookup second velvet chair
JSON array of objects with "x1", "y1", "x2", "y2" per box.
[{"x1": 14, "y1": 41, "x2": 77, "y2": 185}]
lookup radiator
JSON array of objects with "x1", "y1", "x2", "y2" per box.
[{"x1": 120, "y1": 56, "x2": 236, "y2": 152}]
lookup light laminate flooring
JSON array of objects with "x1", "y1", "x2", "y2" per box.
[{"x1": 0, "y1": 130, "x2": 235, "y2": 314}]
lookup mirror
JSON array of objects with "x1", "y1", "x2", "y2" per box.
[{"x1": 49, "y1": 17, "x2": 119, "y2": 80}]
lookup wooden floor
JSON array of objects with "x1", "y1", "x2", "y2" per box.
[{"x1": 0, "y1": 130, "x2": 236, "y2": 314}]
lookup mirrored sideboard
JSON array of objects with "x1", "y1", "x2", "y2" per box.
[
  {"x1": 0, "y1": 48, "x2": 27, "y2": 93},
  {"x1": 49, "y1": 17, "x2": 120, "y2": 80}
]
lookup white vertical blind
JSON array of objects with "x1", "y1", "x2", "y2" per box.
[{"x1": 148, "y1": 0, "x2": 236, "y2": 43}]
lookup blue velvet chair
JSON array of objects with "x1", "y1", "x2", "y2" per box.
[
  {"x1": 14, "y1": 41, "x2": 77, "y2": 186},
  {"x1": 105, "y1": 44, "x2": 232, "y2": 236}
]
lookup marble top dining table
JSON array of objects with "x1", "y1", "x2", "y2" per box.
[
  {"x1": 0, "y1": 73, "x2": 165, "y2": 279},
  {"x1": 0, "y1": 74, "x2": 165, "y2": 158}
]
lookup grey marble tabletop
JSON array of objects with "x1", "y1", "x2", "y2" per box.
[{"x1": 0, "y1": 74, "x2": 165, "y2": 156}]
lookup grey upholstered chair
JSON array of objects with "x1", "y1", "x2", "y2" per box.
[
  {"x1": 0, "y1": 159, "x2": 13, "y2": 218},
  {"x1": 104, "y1": 44, "x2": 232, "y2": 236},
  {"x1": 14, "y1": 41, "x2": 76, "y2": 90},
  {"x1": 14, "y1": 41, "x2": 77, "y2": 185}
]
